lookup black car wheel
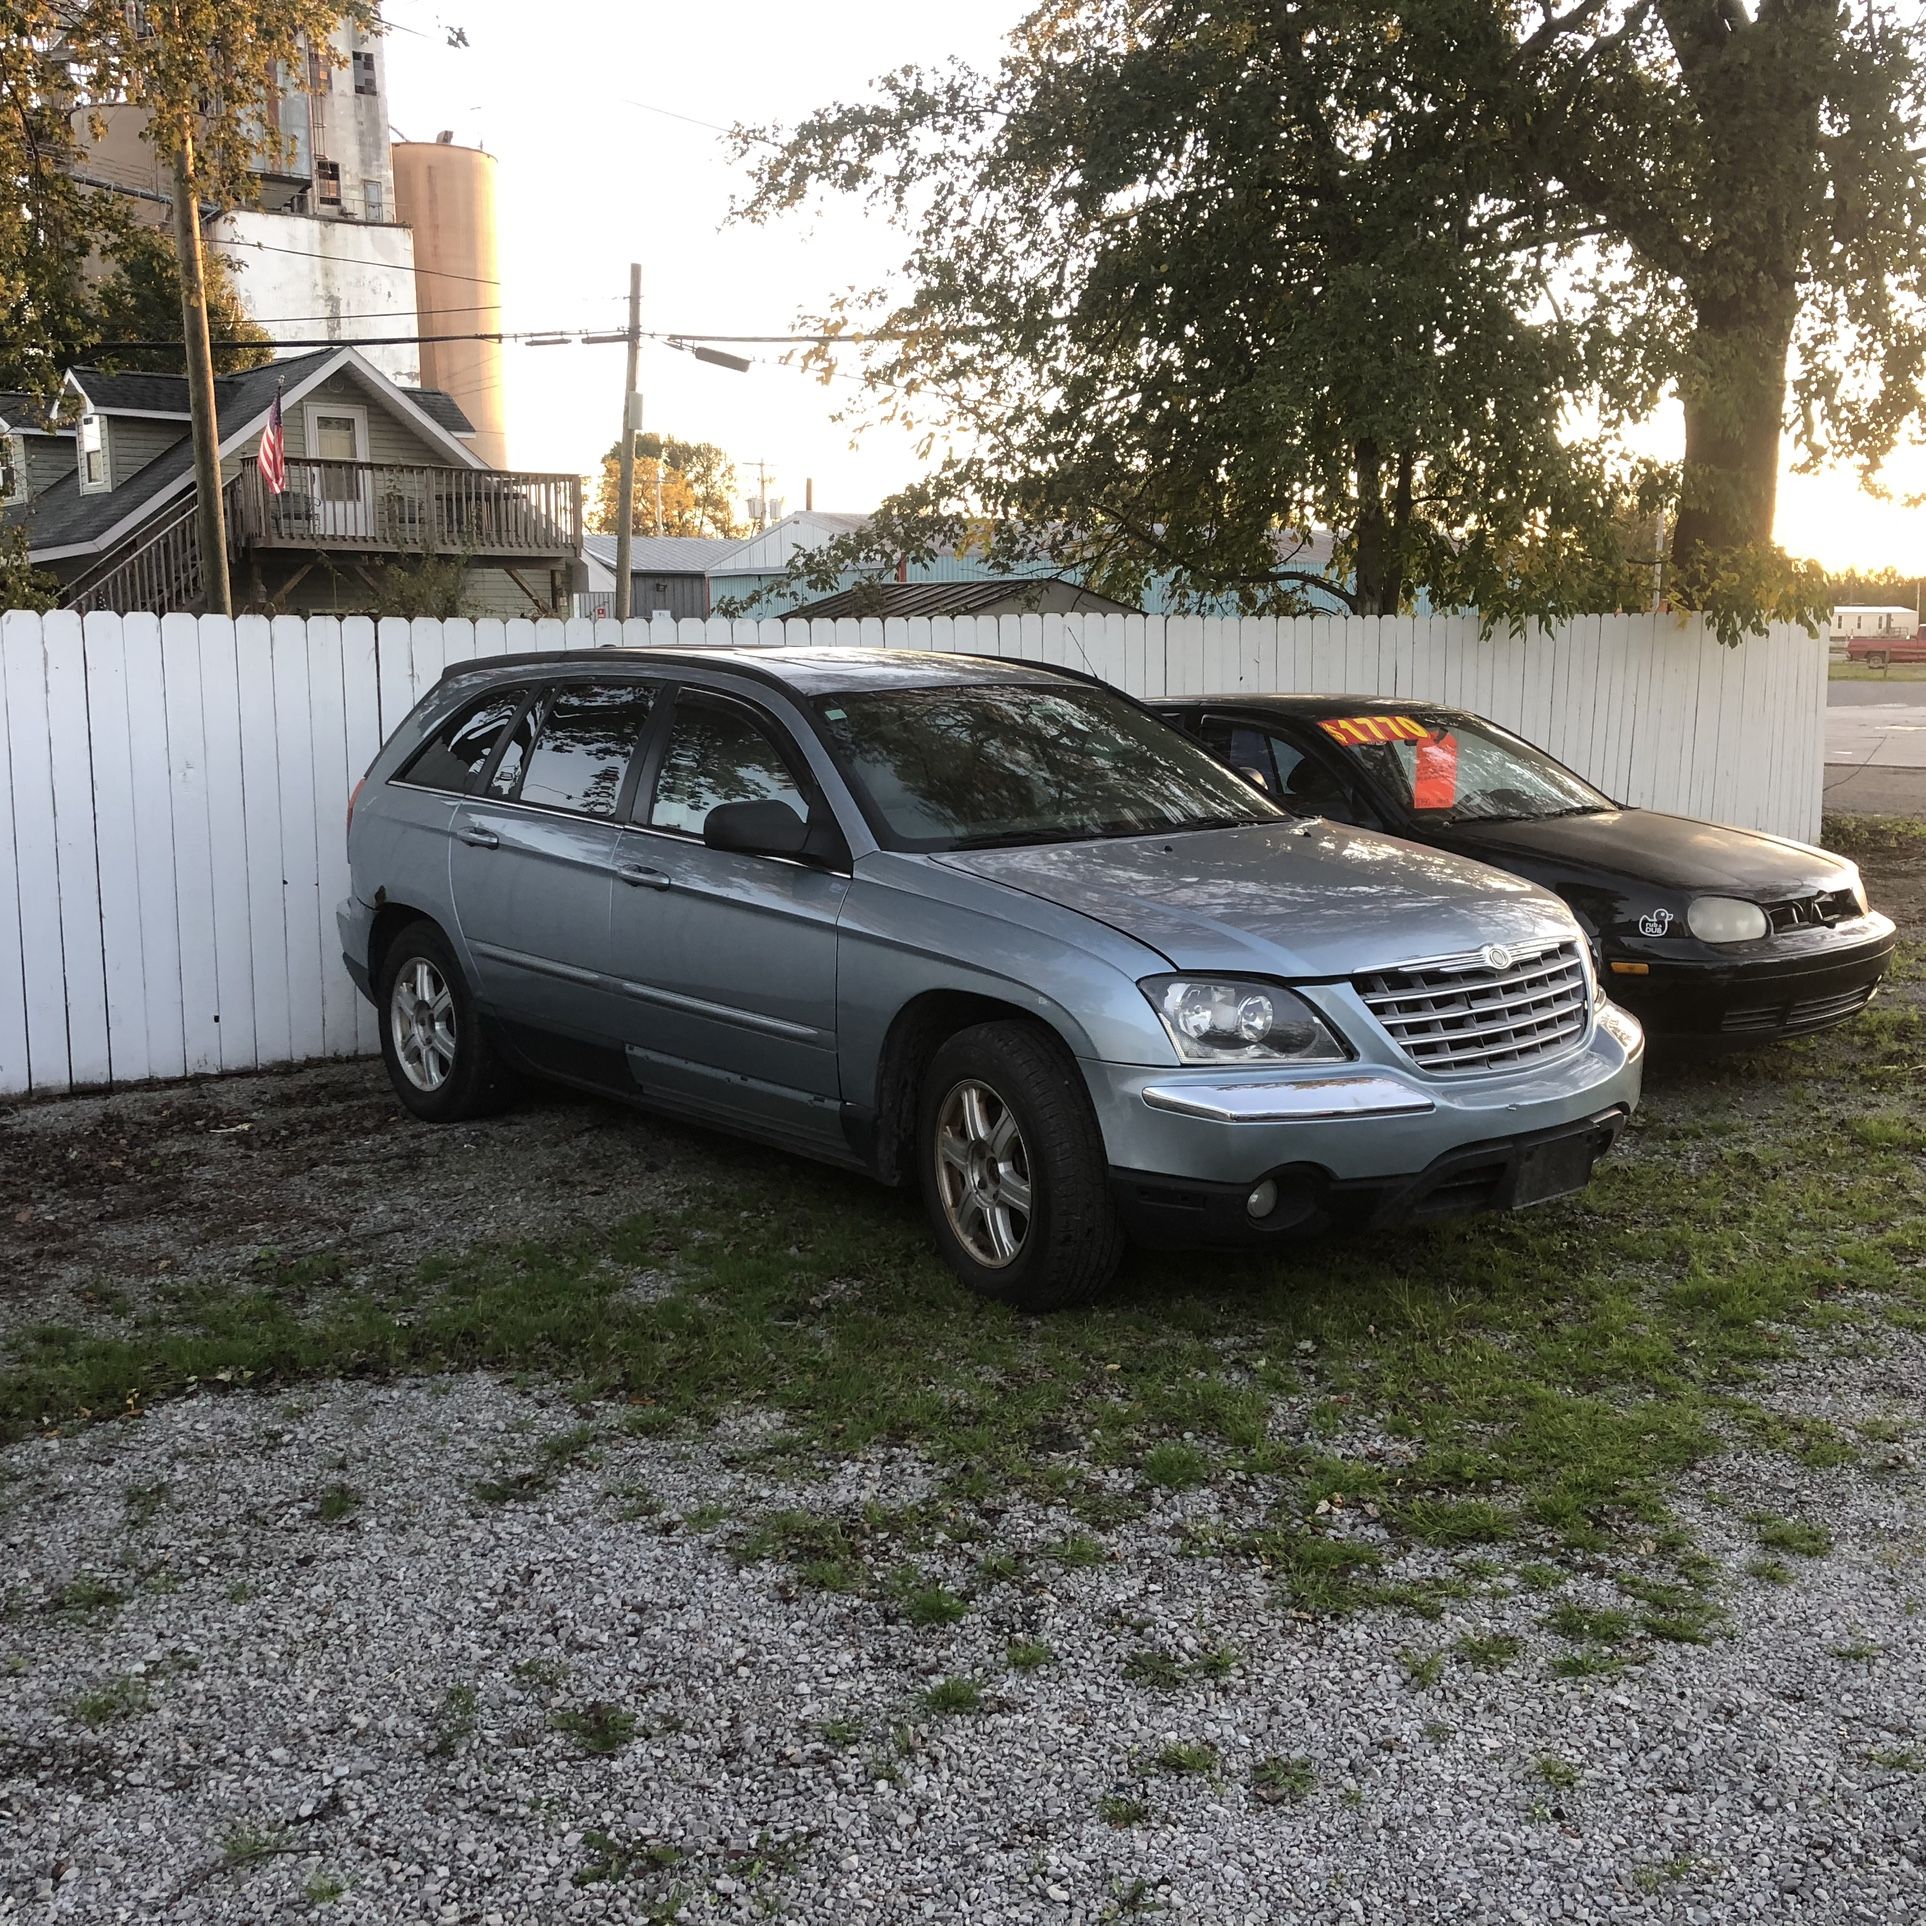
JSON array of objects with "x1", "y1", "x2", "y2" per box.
[
  {"x1": 918, "y1": 1020, "x2": 1124, "y2": 1311},
  {"x1": 376, "y1": 918, "x2": 516, "y2": 1123}
]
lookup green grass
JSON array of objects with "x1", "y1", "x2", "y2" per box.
[
  {"x1": 1536, "y1": 1755, "x2": 1580, "y2": 1791},
  {"x1": 1456, "y1": 1633, "x2": 1524, "y2": 1672},
  {"x1": 1821, "y1": 811, "x2": 1926, "y2": 856},
  {"x1": 549, "y1": 1702, "x2": 639, "y2": 1756},
  {"x1": 1006, "y1": 1639, "x2": 1054, "y2": 1671},
  {"x1": 72, "y1": 1673, "x2": 150, "y2": 1728},
  {"x1": 1399, "y1": 1648, "x2": 1444, "y2": 1689},
  {"x1": 920, "y1": 1676, "x2": 983, "y2": 1715},
  {"x1": 1155, "y1": 1740, "x2": 1219, "y2": 1775},
  {"x1": 1250, "y1": 1754, "x2": 1316, "y2": 1802},
  {"x1": 4, "y1": 842, "x2": 1924, "y2": 1634},
  {"x1": 1099, "y1": 1792, "x2": 1151, "y2": 1827},
  {"x1": 316, "y1": 1483, "x2": 361, "y2": 1524},
  {"x1": 1749, "y1": 1513, "x2": 1832, "y2": 1558}
]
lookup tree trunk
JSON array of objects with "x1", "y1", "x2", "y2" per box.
[
  {"x1": 1671, "y1": 287, "x2": 1799, "y2": 589},
  {"x1": 1351, "y1": 441, "x2": 1412, "y2": 616}
]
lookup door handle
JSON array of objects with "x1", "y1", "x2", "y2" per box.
[
  {"x1": 614, "y1": 861, "x2": 672, "y2": 891},
  {"x1": 457, "y1": 824, "x2": 500, "y2": 849}
]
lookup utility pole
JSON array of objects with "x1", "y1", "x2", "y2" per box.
[
  {"x1": 173, "y1": 136, "x2": 231, "y2": 616},
  {"x1": 613, "y1": 262, "x2": 641, "y2": 620}
]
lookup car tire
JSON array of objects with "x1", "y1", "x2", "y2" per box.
[
  {"x1": 918, "y1": 1019, "x2": 1125, "y2": 1311},
  {"x1": 1868, "y1": 650, "x2": 1891, "y2": 669},
  {"x1": 376, "y1": 918, "x2": 516, "y2": 1123}
]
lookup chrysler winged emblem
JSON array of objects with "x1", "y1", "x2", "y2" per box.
[
  {"x1": 1480, "y1": 944, "x2": 1513, "y2": 972},
  {"x1": 1638, "y1": 908, "x2": 1674, "y2": 937}
]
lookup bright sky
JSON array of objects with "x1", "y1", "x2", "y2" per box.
[{"x1": 381, "y1": 0, "x2": 1920, "y2": 571}]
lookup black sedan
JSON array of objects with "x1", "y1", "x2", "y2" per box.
[{"x1": 1159, "y1": 693, "x2": 1897, "y2": 1043}]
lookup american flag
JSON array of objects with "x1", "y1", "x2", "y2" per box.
[{"x1": 259, "y1": 383, "x2": 286, "y2": 495}]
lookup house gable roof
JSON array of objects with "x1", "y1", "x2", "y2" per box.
[
  {"x1": 411, "y1": 389, "x2": 476, "y2": 436},
  {"x1": 581, "y1": 532, "x2": 751, "y2": 574},
  {"x1": 64, "y1": 368, "x2": 193, "y2": 419},
  {"x1": 792, "y1": 578, "x2": 1142, "y2": 621},
  {"x1": 16, "y1": 348, "x2": 494, "y2": 561},
  {"x1": 0, "y1": 393, "x2": 69, "y2": 436}
]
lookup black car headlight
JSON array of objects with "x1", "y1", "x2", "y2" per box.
[{"x1": 1141, "y1": 976, "x2": 1348, "y2": 1064}]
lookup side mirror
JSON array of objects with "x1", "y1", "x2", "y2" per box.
[{"x1": 704, "y1": 797, "x2": 810, "y2": 858}]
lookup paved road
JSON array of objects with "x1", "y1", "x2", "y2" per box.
[
  {"x1": 1824, "y1": 677, "x2": 1926, "y2": 814},
  {"x1": 1828, "y1": 676, "x2": 1926, "y2": 709}
]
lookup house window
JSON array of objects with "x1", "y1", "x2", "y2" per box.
[
  {"x1": 78, "y1": 414, "x2": 110, "y2": 494},
  {"x1": 353, "y1": 49, "x2": 378, "y2": 95},
  {"x1": 0, "y1": 434, "x2": 25, "y2": 507},
  {"x1": 307, "y1": 43, "x2": 331, "y2": 94},
  {"x1": 316, "y1": 159, "x2": 341, "y2": 206},
  {"x1": 363, "y1": 180, "x2": 384, "y2": 222}
]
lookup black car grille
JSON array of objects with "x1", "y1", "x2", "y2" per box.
[
  {"x1": 1721, "y1": 982, "x2": 1878, "y2": 1036},
  {"x1": 1356, "y1": 941, "x2": 1590, "y2": 1073},
  {"x1": 1764, "y1": 889, "x2": 1859, "y2": 935}
]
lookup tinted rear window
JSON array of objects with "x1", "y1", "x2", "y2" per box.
[
  {"x1": 397, "y1": 688, "x2": 526, "y2": 793},
  {"x1": 511, "y1": 682, "x2": 655, "y2": 817}
]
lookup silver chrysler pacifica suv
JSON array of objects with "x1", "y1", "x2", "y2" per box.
[{"x1": 340, "y1": 648, "x2": 1645, "y2": 1308}]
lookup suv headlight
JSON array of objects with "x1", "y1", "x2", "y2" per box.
[
  {"x1": 1141, "y1": 976, "x2": 1348, "y2": 1064},
  {"x1": 1685, "y1": 896, "x2": 1769, "y2": 944}
]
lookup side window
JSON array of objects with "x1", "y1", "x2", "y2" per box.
[
  {"x1": 511, "y1": 681, "x2": 655, "y2": 817},
  {"x1": 648, "y1": 696, "x2": 809, "y2": 839},
  {"x1": 397, "y1": 688, "x2": 526, "y2": 792},
  {"x1": 1200, "y1": 718, "x2": 1278, "y2": 795},
  {"x1": 1271, "y1": 733, "x2": 1374, "y2": 826}
]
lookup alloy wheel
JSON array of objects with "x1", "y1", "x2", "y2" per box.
[
  {"x1": 390, "y1": 958, "x2": 456, "y2": 1092},
  {"x1": 934, "y1": 1079, "x2": 1034, "y2": 1268}
]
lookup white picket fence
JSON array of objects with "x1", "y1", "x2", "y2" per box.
[{"x1": 0, "y1": 607, "x2": 1825, "y2": 1098}]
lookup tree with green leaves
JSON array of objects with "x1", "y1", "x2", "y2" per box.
[
  {"x1": 589, "y1": 434, "x2": 744, "y2": 539},
  {"x1": 1, "y1": 1, "x2": 371, "y2": 393},
  {"x1": 738, "y1": 2, "x2": 1923, "y2": 634}
]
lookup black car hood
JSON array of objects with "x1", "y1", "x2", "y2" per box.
[{"x1": 1442, "y1": 809, "x2": 1847, "y2": 896}]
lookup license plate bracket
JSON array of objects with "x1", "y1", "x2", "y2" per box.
[{"x1": 1508, "y1": 1133, "x2": 1600, "y2": 1208}]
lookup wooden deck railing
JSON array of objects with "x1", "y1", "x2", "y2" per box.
[
  {"x1": 61, "y1": 480, "x2": 236, "y2": 618},
  {"x1": 232, "y1": 457, "x2": 581, "y2": 557}
]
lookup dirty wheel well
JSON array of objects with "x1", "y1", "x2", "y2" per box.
[
  {"x1": 871, "y1": 991, "x2": 1067, "y2": 1186},
  {"x1": 367, "y1": 903, "x2": 440, "y2": 986}
]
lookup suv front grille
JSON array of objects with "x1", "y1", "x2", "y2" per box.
[{"x1": 1356, "y1": 941, "x2": 1589, "y2": 1073}]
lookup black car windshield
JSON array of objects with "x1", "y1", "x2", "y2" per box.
[
  {"x1": 816, "y1": 683, "x2": 1283, "y2": 852},
  {"x1": 1312, "y1": 709, "x2": 1613, "y2": 825}
]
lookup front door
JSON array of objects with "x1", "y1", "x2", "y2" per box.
[
  {"x1": 448, "y1": 679, "x2": 659, "y2": 1054},
  {"x1": 303, "y1": 402, "x2": 372, "y2": 539},
  {"x1": 607, "y1": 688, "x2": 847, "y2": 1151}
]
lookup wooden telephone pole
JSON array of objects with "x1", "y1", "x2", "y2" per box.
[
  {"x1": 612, "y1": 263, "x2": 642, "y2": 620},
  {"x1": 173, "y1": 135, "x2": 231, "y2": 616}
]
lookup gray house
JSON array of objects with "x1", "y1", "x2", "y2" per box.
[
  {"x1": 579, "y1": 533, "x2": 748, "y2": 620},
  {"x1": 5, "y1": 347, "x2": 582, "y2": 618}
]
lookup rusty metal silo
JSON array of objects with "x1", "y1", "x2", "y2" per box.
[{"x1": 392, "y1": 137, "x2": 508, "y2": 468}]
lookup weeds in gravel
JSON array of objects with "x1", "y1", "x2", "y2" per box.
[
  {"x1": 1536, "y1": 1756, "x2": 1580, "y2": 1791},
  {"x1": 316, "y1": 1483, "x2": 361, "y2": 1524},
  {"x1": 71, "y1": 1674, "x2": 149, "y2": 1727},
  {"x1": 1250, "y1": 1755, "x2": 1315, "y2": 1803},
  {"x1": 303, "y1": 1872, "x2": 346, "y2": 1905},
  {"x1": 1156, "y1": 1740, "x2": 1218, "y2": 1775},
  {"x1": 6, "y1": 849, "x2": 1924, "y2": 1651},
  {"x1": 1746, "y1": 1557, "x2": 1793, "y2": 1585},
  {"x1": 1006, "y1": 1640, "x2": 1054, "y2": 1671},
  {"x1": 1867, "y1": 1747, "x2": 1924, "y2": 1772},
  {"x1": 49, "y1": 1574, "x2": 122, "y2": 1619},
  {"x1": 122, "y1": 1479, "x2": 169, "y2": 1525},
  {"x1": 1750, "y1": 1513, "x2": 1833, "y2": 1557},
  {"x1": 550, "y1": 1702, "x2": 639, "y2": 1756},
  {"x1": 895, "y1": 1576, "x2": 969, "y2": 1627},
  {"x1": 220, "y1": 1824, "x2": 294, "y2": 1870},
  {"x1": 428, "y1": 1683, "x2": 478, "y2": 1757},
  {"x1": 1456, "y1": 1633, "x2": 1523, "y2": 1672},
  {"x1": 1399, "y1": 1649, "x2": 1444, "y2": 1689},
  {"x1": 573, "y1": 1832, "x2": 682, "y2": 1886},
  {"x1": 920, "y1": 1677, "x2": 982, "y2": 1715},
  {"x1": 1099, "y1": 1792, "x2": 1150, "y2": 1826},
  {"x1": 820, "y1": 1717, "x2": 862, "y2": 1746}
]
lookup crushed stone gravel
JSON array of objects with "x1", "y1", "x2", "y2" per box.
[{"x1": 4, "y1": 1353, "x2": 1922, "y2": 1924}]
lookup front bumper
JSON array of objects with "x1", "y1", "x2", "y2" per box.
[
  {"x1": 1083, "y1": 1004, "x2": 1644, "y2": 1244},
  {"x1": 1602, "y1": 915, "x2": 1895, "y2": 1041}
]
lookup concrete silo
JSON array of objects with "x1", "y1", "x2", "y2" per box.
[{"x1": 392, "y1": 136, "x2": 508, "y2": 468}]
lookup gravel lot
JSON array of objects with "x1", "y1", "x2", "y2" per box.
[
  {"x1": 3, "y1": 1359, "x2": 1923, "y2": 1924},
  {"x1": 3, "y1": 829, "x2": 1923, "y2": 1925}
]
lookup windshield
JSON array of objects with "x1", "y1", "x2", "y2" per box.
[
  {"x1": 815, "y1": 683, "x2": 1283, "y2": 852},
  {"x1": 1313, "y1": 710, "x2": 1613, "y2": 824}
]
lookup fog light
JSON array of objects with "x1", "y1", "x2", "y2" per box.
[{"x1": 1247, "y1": 1179, "x2": 1279, "y2": 1220}]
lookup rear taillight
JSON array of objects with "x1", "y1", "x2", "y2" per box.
[{"x1": 346, "y1": 777, "x2": 366, "y2": 840}]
